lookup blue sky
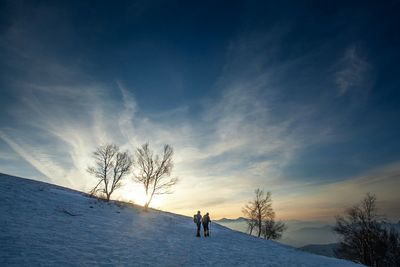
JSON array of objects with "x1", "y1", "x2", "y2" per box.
[{"x1": 1, "y1": 0, "x2": 399, "y2": 220}]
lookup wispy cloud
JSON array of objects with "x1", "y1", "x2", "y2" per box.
[
  {"x1": 335, "y1": 45, "x2": 371, "y2": 96},
  {"x1": 0, "y1": 12, "x2": 396, "y2": 222},
  {"x1": 0, "y1": 130, "x2": 68, "y2": 185},
  {"x1": 0, "y1": 54, "x2": 317, "y2": 217}
]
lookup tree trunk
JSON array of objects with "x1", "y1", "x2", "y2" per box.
[{"x1": 144, "y1": 191, "x2": 155, "y2": 210}]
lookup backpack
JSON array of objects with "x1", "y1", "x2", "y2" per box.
[
  {"x1": 193, "y1": 214, "x2": 198, "y2": 224},
  {"x1": 202, "y1": 214, "x2": 210, "y2": 224}
]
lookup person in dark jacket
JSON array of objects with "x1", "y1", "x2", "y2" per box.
[
  {"x1": 202, "y1": 212, "x2": 211, "y2": 237},
  {"x1": 194, "y1": 211, "x2": 202, "y2": 237}
]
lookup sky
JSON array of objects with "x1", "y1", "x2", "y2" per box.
[{"x1": 0, "y1": 0, "x2": 399, "y2": 221}]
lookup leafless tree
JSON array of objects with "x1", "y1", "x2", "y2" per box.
[
  {"x1": 262, "y1": 219, "x2": 287, "y2": 240},
  {"x1": 242, "y1": 189, "x2": 274, "y2": 237},
  {"x1": 87, "y1": 144, "x2": 133, "y2": 201},
  {"x1": 334, "y1": 193, "x2": 400, "y2": 266},
  {"x1": 243, "y1": 189, "x2": 286, "y2": 239},
  {"x1": 134, "y1": 143, "x2": 178, "y2": 209},
  {"x1": 242, "y1": 206, "x2": 257, "y2": 235}
]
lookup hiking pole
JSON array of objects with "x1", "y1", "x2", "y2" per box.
[{"x1": 209, "y1": 221, "x2": 211, "y2": 237}]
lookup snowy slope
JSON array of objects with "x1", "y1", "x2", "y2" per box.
[{"x1": 0, "y1": 174, "x2": 363, "y2": 266}]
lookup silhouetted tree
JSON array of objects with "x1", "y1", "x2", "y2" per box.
[
  {"x1": 334, "y1": 193, "x2": 400, "y2": 266},
  {"x1": 242, "y1": 189, "x2": 274, "y2": 237},
  {"x1": 134, "y1": 143, "x2": 178, "y2": 209},
  {"x1": 242, "y1": 207, "x2": 257, "y2": 235},
  {"x1": 87, "y1": 144, "x2": 133, "y2": 201},
  {"x1": 243, "y1": 189, "x2": 286, "y2": 239},
  {"x1": 262, "y1": 219, "x2": 287, "y2": 240}
]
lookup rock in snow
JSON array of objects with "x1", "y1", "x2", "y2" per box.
[{"x1": 0, "y1": 174, "x2": 363, "y2": 266}]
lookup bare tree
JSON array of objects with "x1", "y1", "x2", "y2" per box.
[
  {"x1": 243, "y1": 189, "x2": 286, "y2": 240},
  {"x1": 87, "y1": 144, "x2": 133, "y2": 201},
  {"x1": 242, "y1": 189, "x2": 274, "y2": 237},
  {"x1": 242, "y1": 207, "x2": 257, "y2": 235},
  {"x1": 262, "y1": 219, "x2": 287, "y2": 240},
  {"x1": 134, "y1": 143, "x2": 178, "y2": 209},
  {"x1": 334, "y1": 193, "x2": 400, "y2": 266}
]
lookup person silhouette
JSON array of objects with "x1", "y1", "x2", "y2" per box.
[
  {"x1": 193, "y1": 210, "x2": 202, "y2": 237},
  {"x1": 202, "y1": 212, "x2": 211, "y2": 237}
]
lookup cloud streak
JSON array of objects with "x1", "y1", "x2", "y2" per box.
[
  {"x1": 335, "y1": 45, "x2": 371, "y2": 96},
  {"x1": 0, "y1": 57, "x2": 317, "y2": 217}
]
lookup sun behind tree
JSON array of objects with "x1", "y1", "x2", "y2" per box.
[{"x1": 133, "y1": 143, "x2": 178, "y2": 209}]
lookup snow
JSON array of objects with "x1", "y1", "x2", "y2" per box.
[{"x1": 0, "y1": 174, "x2": 363, "y2": 266}]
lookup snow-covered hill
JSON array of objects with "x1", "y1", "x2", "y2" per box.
[{"x1": 0, "y1": 174, "x2": 363, "y2": 266}]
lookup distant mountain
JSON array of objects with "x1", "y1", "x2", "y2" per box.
[
  {"x1": 300, "y1": 243, "x2": 339, "y2": 258},
  {"x1": 215, "y1": 217, "x2": 248, "y2": 223},
  {"x1": 282, "y1": 224, "x2": 338, "y2": 247},
  {"x1": 299, "y1": 223, "x2": 400, "y2": 259},
  {"x1": 383, "y1": 222, "x2": 400, "y2": 231},
  {"x1": 215, "y1": 217, "x2": 339, "y2": 247},
  {"x1": 216, "y1": 217, "x2": 400, "y2": 251}
]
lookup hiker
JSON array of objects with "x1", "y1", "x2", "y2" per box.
[
  {"x1": 202, "y1": 212, "x2": 211, "y2": 237},
  {"x1": 193, "y1": 211, "x2": 202, "y2": 237}
]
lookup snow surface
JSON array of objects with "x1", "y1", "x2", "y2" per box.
[{"x1": 0, "y1": 174, "x2": 363, "y2": 266}]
